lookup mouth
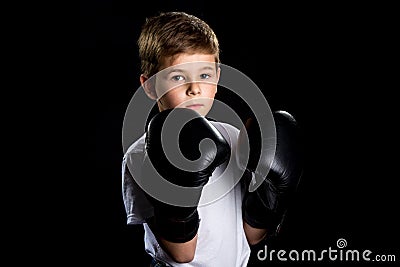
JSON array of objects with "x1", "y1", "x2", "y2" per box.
[{"x1": 185, "y1": 104, "x2": 204, "y2": 109}]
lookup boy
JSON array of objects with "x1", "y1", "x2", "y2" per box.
[{"x1": 122, "y1": 11, "x2": 303, "y2": 266}]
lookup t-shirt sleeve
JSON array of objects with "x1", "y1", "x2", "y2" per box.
[{"x1": 122, "y1": 137, "x2": 154, "y2": 225}]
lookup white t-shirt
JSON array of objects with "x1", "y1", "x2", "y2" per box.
[{"x1": 122, "y1": 121, "x2": 251, "y2": 267}]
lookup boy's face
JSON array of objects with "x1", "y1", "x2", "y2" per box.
[{"x1": 142, "y1": 53, "x2": 220, "y2": 117}]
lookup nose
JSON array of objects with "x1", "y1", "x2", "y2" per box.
[{"x1": 187, "y1": 82, "x2": 201, "y2": 96}]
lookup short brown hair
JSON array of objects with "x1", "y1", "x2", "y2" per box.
[{"x1": 138, "y1": 12, "x2": 220, "y2": 78}]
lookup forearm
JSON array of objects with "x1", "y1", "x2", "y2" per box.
[
  {"x1": 142, "y1": 108, "x2": 230, "y2": 263},
  {"x1": 238, "y1": 111, "x2": 303, "y2": 246},
  {"x1": 158, "y1": 234, "x2": 198, "y2": 263},
  {"x1": 147, "y1": 211, "x2": 199, "y2": 263},
  {"x1": 243, "y1": 221, "x2": 267, "y2": 246}
]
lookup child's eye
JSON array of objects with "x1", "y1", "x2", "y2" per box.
[
  {"x1": 171, "y1": 75, "x2": 185, "y2": 82},
  {"x1": 200, "y1": 73, "x2": 211, "y2": 79}
]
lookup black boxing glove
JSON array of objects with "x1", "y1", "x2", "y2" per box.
[
  {"x1": 238, "y1": 110, "x2": 303, "y2": 235},
  {"x1": 142, "y1": 108, "x2": 230, "y2": 243}
]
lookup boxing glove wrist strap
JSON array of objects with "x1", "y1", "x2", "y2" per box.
[
  {"x1": 153, "y1": 209, "x2": 200, "y2": 243},
  {"x1": 243, "y1": 192, "x2": 281, "y2": 233}
]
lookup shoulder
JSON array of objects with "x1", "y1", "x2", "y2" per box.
[{"x1": 123, "y1": 133, "x2": 146, "y2": 160}]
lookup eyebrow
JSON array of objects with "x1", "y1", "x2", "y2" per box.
[{"x1": 166, "y1": 66, "x2": 216, "y2": 75}]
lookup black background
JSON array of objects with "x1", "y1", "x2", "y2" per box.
[{"x1": 84, "y1": 1, "x2": 399, "y2": 265}]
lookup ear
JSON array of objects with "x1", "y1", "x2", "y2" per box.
[
  {"x1": 217, "y1": 66, "x2": 221, "y2": 80},
  {"x1": 140, "y1": 74, "x2": 157, "y2": 100},
  {"x1": 215, "y1": 66, "x2": 221, "y2": 92}
]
